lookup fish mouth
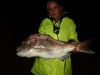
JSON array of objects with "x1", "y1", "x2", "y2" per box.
[
  {"x1": 16, "y1": 48, "x2": 29, "y2": 56},
  {"x1": 16, "y1": 48, "x2": 34, "y2": 58},
  {"x1": 16, "y1": 51, "x2": 25, "y2": 57}
]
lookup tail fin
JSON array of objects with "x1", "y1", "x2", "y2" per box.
[{"x1": 77, "y1": 39, "x2": 95, "y2": 54}]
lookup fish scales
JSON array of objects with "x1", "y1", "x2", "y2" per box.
[{"x1": 16, "y1": 34, "x2": 95, "y2": 60}]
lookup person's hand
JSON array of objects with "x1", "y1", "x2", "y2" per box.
[
  {"x1": 68, "y1": 39, "x2": 78, "y2": 45},
  {"x1": 68, "y1": 39, "x2": 79, "y2": 53}
]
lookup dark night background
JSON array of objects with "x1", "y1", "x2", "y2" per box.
[{"x1": 0, "y1": 0, "x2": 99, "y2": 75}]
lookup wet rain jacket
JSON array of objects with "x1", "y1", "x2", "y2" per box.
[{"x1": 31, "y1": 16, "x2": 78, "y2": 75}]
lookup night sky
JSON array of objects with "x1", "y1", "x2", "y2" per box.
[{"x1": 0, "y1": 0, "x2": 99, "y2": 75}]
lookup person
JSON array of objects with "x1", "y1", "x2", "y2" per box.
[{"x1": 31, "y1": 0, "x2": 78, "y2": 75}]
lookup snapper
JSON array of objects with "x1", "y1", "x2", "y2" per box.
[{"x1": 16, "y1": 34, "x2": 95, "y2": 60}]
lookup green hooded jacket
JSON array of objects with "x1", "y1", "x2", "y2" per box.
[{"x1": 31, "y1": 17, "x2": 78, "y2": 75}]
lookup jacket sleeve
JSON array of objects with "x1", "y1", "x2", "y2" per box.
[
  {"x1": 69, "y1": 19, "x2": 78, "y2": 41},
  {"x1": 38, "y1": 19, "x2": 46, "y2": 34}
]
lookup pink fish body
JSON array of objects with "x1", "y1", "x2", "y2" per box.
[{"x1": 16, "y1": 34, "x2": 94, "y2": 60}]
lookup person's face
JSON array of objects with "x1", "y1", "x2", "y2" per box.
[{"x1": 47, "y1": 1, "x2": 61, "y2": 21}]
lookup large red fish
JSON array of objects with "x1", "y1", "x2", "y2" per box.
[{"x1": 16, "y1": 34, "x2": 95, "y2": 60}]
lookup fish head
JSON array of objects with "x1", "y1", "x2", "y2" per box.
[
  {"x1": 16, "y1": 35, "x2": 37, "y2": 57},
  {"x1": 16, "y1": 40, "x2": 38, "y2": 58},
  {"x1": 16, "y1": 34, "x2": 39, "y2": 52},
  {"x1": 16, "y1": 40, "x2": 35, "y2": 51}
]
